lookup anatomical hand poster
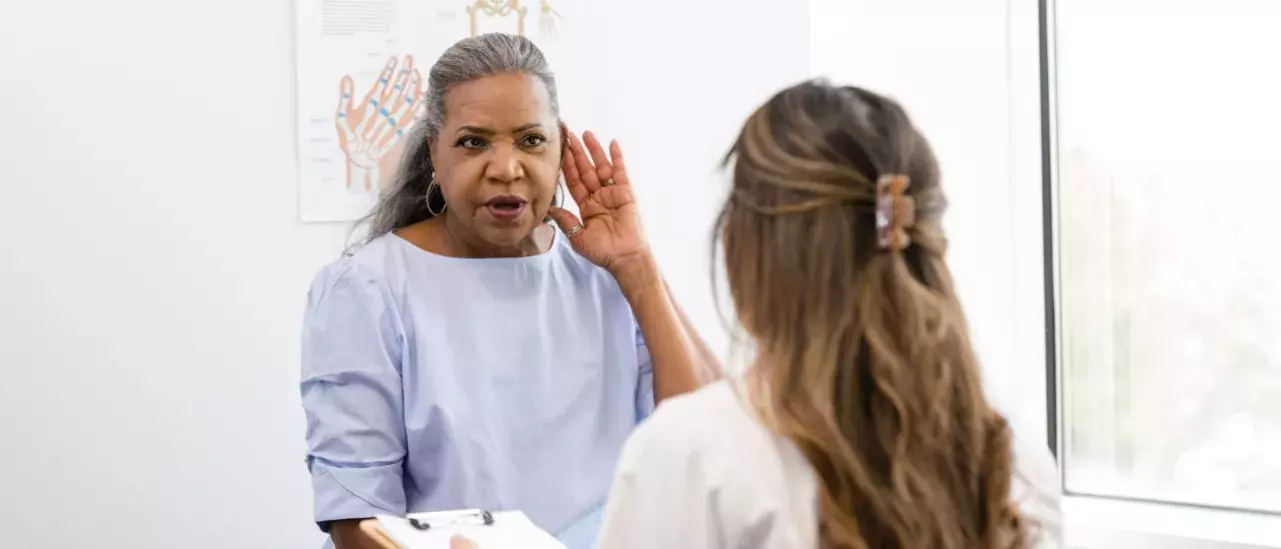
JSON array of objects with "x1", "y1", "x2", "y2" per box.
[{"x1": 295, "y1": 0, "x2": 565, "y2": 222}]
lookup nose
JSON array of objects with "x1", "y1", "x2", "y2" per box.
[{"x1": 485, "y1": 142, "x2": 523, "y2": 183}]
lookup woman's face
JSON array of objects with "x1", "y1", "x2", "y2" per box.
[{"x1": 429, "y1": 72, "x2": 561, "y2": 249}]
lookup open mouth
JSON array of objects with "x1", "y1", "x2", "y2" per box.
[{"x1": 485, "y1": 195, "x2": 527, "y2": 221}]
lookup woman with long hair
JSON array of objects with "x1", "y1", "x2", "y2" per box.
[{"x1": 595, "y1": 80, "x2": 1061, "y2": 548}]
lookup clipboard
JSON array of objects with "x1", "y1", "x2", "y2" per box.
[
  {"x1": 358, "y1": 510, "x2": 492, "y2": 548},
  {"x1": 364, "y1": 510, "x2": 567, "y2": 549}
]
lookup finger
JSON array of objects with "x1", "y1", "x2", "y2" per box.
[
  {"x1": 381, "y1": 100, "x2": 413, "y2": 147},
  {"x1": 336, "y1": 75, "x2": 354, "y2": 118},
  {"x1": 389, "y1": 92, "x2": 426, "y2": 142},
  {"x1": 361, "y1": 57, "x2": 397, "y2": 111},
  {"x1": 560, "y1": 148, "x2": 590, "y2": 204},
  {"x1": 372, "y1": 127, "x2": 401, "y2": 158},
  {"x1": 360, "y1": 75, "x2": 398, "y2": 139},
  {"x1": 392, "y1": 71, "x2": 424, "y2": 138},
  {"x1": 381, "y1": 71, "x2": 423, "y2": 144},
  {"x1": 384, "y1": 67, "x2": 410, "y2": 108},
  {"x1": 385, "y1": 55, "x2": 414, "y2": 106},
  {"x1": 374, "y1": 78, "x2": 418, "y2": 147},
  {"x1": 404, "y1": 93, "x2": 426, "y2": 134},
  {"x1": 335, "y1": 76, "x2": 355, "y2": 141},
  {"x1": 367, "y1": 108, "x2": 395, "y2": 146},
  {"x1": 360, "y1": 82, "x2": 401, "y2": 139},
  {"x1": 609, "y1": 139, "x2": 632, "y2": 187},
  {"x1": 404, "y1": 68, "x2": 423, "y2": 109},
  {"x1": 567, "y1": 130, "x2": 601, "y2": 193},
  {"x1": 450, "y1": 535, "x2": 478, "y2": 549},
  {"x1": 582, "y1": 131, "x2": 615, "y2": 184},
  {"x1": 372, "y1": 91, "x2": 418, "y2": 156},
  {"x1": 377, "y1": 57, "x2": 403, "y2": 104},
  {"x1": 359, "y1": 103, "x2": 388, "y2": 140},
  {"x1": 376, "y1": 102, "x2": 422, "y2": 158},
  {"x1": 546, "y1": 205, "x2": 584, "y2": 237},
  {"x1": 405, "y1": 69, "x2": 423, "y2": 110},
  {"x1": 358, "y1": 58, "x2": 399, "y2": 138}
]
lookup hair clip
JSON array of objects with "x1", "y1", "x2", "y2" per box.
[
  {"x1": 408, "y1": 509, "x2": 496, "y2": 531},
  {"x1": 876, "y1": 174, "x2": 916, "y2": 251}
]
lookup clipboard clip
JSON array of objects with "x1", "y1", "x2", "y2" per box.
[{"x1": 407, "y1": 509, "x2": 495, "y2": 531}]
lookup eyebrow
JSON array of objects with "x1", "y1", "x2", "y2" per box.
[{"x1": 455, "y1": 123, "x2": 544, "y2": 136}]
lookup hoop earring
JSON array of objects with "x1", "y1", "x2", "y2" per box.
[{"x1": 426, "y1": 174, "x2": 446, "y2": 216}]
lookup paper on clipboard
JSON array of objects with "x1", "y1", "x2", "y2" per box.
[{"x1": 376, "y1": 510, "x2": 567, "y2": 549}]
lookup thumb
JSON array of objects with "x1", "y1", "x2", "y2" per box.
[
  {"x1": 546, "y1": 206, "x2": 583, "y2": 236},
  {"x1": 450, "y1": 535, "x2": 478, "y2": 549},
  {"x1": 337, "y1": 75, "x2": 354, "y2": 113}
]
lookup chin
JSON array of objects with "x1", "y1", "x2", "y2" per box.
[{"x1": 477, "y1": 220, "x2": 536, "y2": 249}]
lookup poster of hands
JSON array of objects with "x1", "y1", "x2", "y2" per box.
[{"x1": 296, "y1": 0, "x2": 564, "y2": 222}]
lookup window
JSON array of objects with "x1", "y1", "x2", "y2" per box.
[{"x1": 1049, "y1": 0, "x2": 1281, "y2": 514}]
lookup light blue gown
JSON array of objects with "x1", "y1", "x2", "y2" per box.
[{"x1": 300, "y1": 231, "x2": 654, "y2": 549}]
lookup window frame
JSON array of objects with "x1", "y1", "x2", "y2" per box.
[{"x1": 1031, "y1": 0, "x2": 1281, "y2": 546}]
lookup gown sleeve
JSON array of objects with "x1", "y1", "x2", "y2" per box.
[{"x1": 300, "y1": 262, "x2": 408, "y2": 527}]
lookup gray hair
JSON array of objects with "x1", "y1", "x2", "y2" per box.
[{"x1": 353, "y1": 33, "x2": 561, "y2": 249}]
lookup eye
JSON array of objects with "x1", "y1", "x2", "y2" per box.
[
  {"x1": 457, "y1": 136, "x2": 488, "y2": 150},
  {"x1": 519, "y1": 134, "x2": 548, "y2": 148}
]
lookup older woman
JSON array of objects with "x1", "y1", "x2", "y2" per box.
[{"x1": 300, "y1": 33, "x2": 717, "y2": 549}]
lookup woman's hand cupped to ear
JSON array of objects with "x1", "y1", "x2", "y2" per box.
[{"x1": 546, "y1": 130, "x2": 651, "y2": 273}]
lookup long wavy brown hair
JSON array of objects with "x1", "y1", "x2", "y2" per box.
[{"x1": 718, "y1": 81, "x2": 1030, "y2": 549}]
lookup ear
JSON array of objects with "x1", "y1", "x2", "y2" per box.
[{"x1": 558, "y1": 121, "x2": 569, "y2": 158}]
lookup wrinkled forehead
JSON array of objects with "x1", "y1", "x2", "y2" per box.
[{"x1": 441, "y1": 72, "x2": 557, "y2": 132}]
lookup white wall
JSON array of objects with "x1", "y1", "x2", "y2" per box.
[
  {"x1": 0, "y1": 1, "x2": 807, "y2": 548},
  {"x1": 809, "y1": 0, "x2": 1049, "y2": 437}
]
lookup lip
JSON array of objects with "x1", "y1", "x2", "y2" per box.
[{"x1": 485, "y1": 194, "x2": 528, "y2": 222}]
